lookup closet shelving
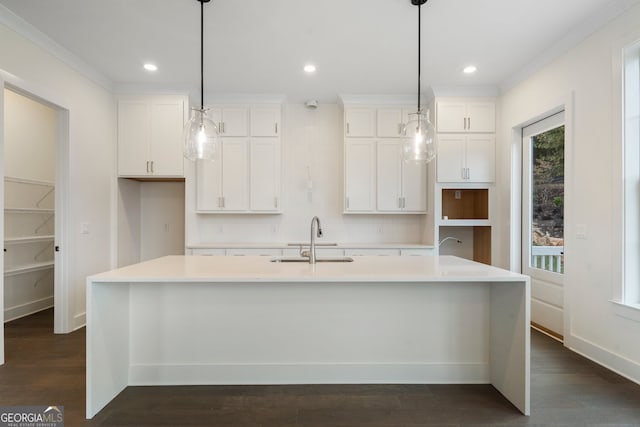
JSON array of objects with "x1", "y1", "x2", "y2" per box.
[{"x1": 4, "y1": 177, "x2": 55, "y2": 320}]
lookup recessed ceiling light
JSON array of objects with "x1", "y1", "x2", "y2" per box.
[
  {"x1": 144, "y1": 63, "x2": 158, "y2": 72},
  {"x1": 303, "y1": 64, "x2": 316, "y2": 73},
  {"x1": 463, "y1": 65, "x2": 477, "y2": 74}
]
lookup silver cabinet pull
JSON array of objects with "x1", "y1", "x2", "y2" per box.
[
  {"x1": 274, "y1": 197, "x2": 278, "y2": 208},
  {"x1": 146, "y1": 161, "x2": 149, "y2": 173},
  {"x1": 346, "y1": 197, "x2": 350, "y2": 209},
  {"x1": 402, "y1": 197, "x2": 406, "y2": 208},
  {"x1": 466, "y1": 168, "x2": 470, "y2": 180},
  {"x1": 467, "y1": 117, "x2": 471, "y2": 130},
  {"x1": 150, "y1": 161, "x2": 154, "y2": 174},
  {"x1": 275, "y1": 123, "x2": 278, "y2": 134},
  {"x1": 398, "y1": 123, "x2": 403, "y2": 135},
  {"x1": 346, "y1": 123, "x2": 350, "y2": 135},
  {"x1": 398, "y1": 198, "x2": 402, "y2": 208},
  {"x1": 222, "y1": 197, "x2": 225, "y2": 208}
]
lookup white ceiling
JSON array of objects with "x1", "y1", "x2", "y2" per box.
[{"x1": 1, "y1": 0, "x2": 638, "y2": 103}]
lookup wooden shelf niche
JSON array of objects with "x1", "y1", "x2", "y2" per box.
[{"x1": 440, "y1": 188, "x2": 491, "y2": 265}]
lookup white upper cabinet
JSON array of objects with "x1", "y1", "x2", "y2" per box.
[
  {"x1": 117, "y1": 95, "x2": 187, "y2": 178},
  {"x1": 209, "y1": 107, "x2": 248, "y2": 136},
  {"x1": 249, "y1": 138, "x2": 281, "y2": 211},
  {"x1": 436, "y1": 100, "x2": 495, "y2": 133},
  {"x1": 344, "y1": 108, "x2": 375, "y2": 137},
  {"x1": 437, "y1": 134, "x2": 495, "y2": 183},
  {"x1": 377, "y1": 108, "x2": 405, "y2": 137},
  {"x1": 196, "y1": 140, "x2": 248, "y2": 212},
  {"x1": 344, "y1": 139, "x2": 376, "y2": 212},
  {"x1": 250, "y1": 106, "x2": 281, "y2": 137},
  {"x1": 196, "y1": 104, "x2": 282, "y2": 214},
  {"x1": 376, "y1": 140, "x2": 427, "y2": 212}
]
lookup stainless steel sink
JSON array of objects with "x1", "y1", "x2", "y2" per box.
[{"x1": 270, "y1": 257, "x2": 354, "y2": 263}]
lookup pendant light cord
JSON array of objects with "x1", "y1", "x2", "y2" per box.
[
  {"x1": 200, "y1": 0, "x2": 204, "y2": 110},
  {"x1": 417, "y1": 1, "x2": 421, "y2": 113}
]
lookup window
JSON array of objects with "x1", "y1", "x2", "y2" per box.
[{"x1": 623, "y1": 40, "x2": 640, "y2": 306}]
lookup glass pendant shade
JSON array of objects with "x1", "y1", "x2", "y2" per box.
[
  {"x1": 183, "y1": 107, "x2": 218, "y2": 161},
  {"x1": 402, "y1": 110, "x2": 436, "y2": 163}
]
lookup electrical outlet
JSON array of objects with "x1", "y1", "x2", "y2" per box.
[
  {"x1": 80, "y1": 222, "x2": 90, "y2": 235},
  {"x1": 454, "y1": 190, "x2": 462, "y2": 200}
]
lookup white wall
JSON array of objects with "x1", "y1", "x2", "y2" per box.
[
  {"x1": 186, "y1": 103, "x2": 428, "y2": 246},
  {"x1": 4, "y1": 89, "x2": 56, "y2": 182},
  {"x1": 0, "y1": 22, "x2": 115, "y2": 331},
  {"x1": 496, "y1": 3, "x2": 640, "y2": 382}
]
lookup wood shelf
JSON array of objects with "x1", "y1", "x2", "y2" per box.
[{"x1": 441, "y1": 189, "x2": 488, "y2": 220}]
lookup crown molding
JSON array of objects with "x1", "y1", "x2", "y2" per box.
[{"x1": 0, "y1": 4, "x2": 114, "y2": 92}]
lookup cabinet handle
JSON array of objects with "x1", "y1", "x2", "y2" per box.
[
  {"x1": 468, "y1": 117, "x2": 471, "y2": 130},
  {"x1": 466, "y1": 168, "x2": 470, "y2": 180},
  {"x1": 398, "y1": 198, "x2": 402, "y2": 208},
  {"x1": 346, "y1": 123, "x2": 350, "y2": 135},
  {"x1": 274, "y1": 197, "x2": 278, "y2": 208},
  {"x1": 222, "y1": 197, "x2": 225, "y2": 208},
  {"x1": 346, "y1": 197, "x2": 350, "y2": 209},
  {"x1": 150, "y1": 161, "x2": 154, "y2": 174},
  {"x1": 403, "y1": 197, "x2": 406, "y2": 208},
  {"x1": 398, "y1": 123, "x2": 403, "y2": 135},
  {"x1": 275, "y1": 123, "x2": 278, "y2": 134}
]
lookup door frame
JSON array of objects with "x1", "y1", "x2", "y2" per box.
[
  {"x1": 510, "y1": 93, "x2": 574, "y2": 340},
  {"x1": 0, "y1": 71, "x2": 72, "y2": 364}
]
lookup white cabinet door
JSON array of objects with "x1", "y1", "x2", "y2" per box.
[
  {"x1": 465, "y1": 135, "x2": 495, "y2": 182},
  {"x1": 402, "y1": 157, "x2": 427, "y2": 212},
  {"x1": 344, "y1": 140, "x2": 376, "y2": 212},
  {"x1": 118, "y1": 100, "x2": 150, "y2": 176},
  {"x1": 377, "y1": 108, "x2": 404, "y2": 137},
  {"x1": 345, "y1": 108, "x2": 375, "y2": 137},
  {"x1": 196, "y1": 153, "x2": 222, "y2": 212},
  {"x1": 220, "y1": 140, "x2": 248, "y2": 210},
  {"x1": 251, "y1": 106, "x2": 281, "y2": 137},
  {"x1": 437, "y1": 134, "x2": 495, "y2": 183},
  {"x1": 196, "y1": 140, "x2": 247, "y2": 211},
  {"x1": 436, "y1": 100, "x2": 495, "y2": 133},
  {"x1": 150, "y1": 99, "x2": 185, "y2": 176},
  {"x1": 250, "y1": 139, "x2": 281, "y2": 211},
  {"x1": 211, "y1": 107, "x2": 248, "y2": 136},
  {"x1": 376, "y1": 140, "x2": 402, "y2": 211},
  {"x1": 437, "y1": 134, "x2": 466, "y2": 182},
  {"x1": 466, "y1": 102, "x2": 495, "y2": 132},
  {"x1": 436, "y1": 101, "x2": 467, "y2": 132}
]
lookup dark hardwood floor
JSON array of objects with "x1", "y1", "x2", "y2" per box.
[{"x1": 1, "y1": 309, "x2": 640, "y2": 426}]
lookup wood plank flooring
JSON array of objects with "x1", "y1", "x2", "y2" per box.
[{"x1": 1, "y1": 309, "x2": 640, "y2": 426}]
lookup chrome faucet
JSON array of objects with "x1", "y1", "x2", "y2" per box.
[
  {"x1": 308, "y1": 216, "x2": 323, "y2": 264},
  {"x1": 438, "y1": 236, "x2": 462, "y2": 247}
]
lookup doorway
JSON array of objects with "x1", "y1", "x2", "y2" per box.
[
  {"x1": 1, "y1": 83, "x2": 69, "y2": 364},
  {"x1": 522, "y1": 111, "x2": 565, "y2": 339}
]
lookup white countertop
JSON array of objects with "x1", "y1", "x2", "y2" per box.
[
  {"x1": 187, "y1": 242, "x2": 435, "y2": 249},
  {"x1": 89, "y1": 255, "x2": 527, "y2": 283}
]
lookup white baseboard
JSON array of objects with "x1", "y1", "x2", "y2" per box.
[
  {"x1": 73, "y1": 311, "x2": 86, "y2": 331},
  {"x1": 129, "y1": 362, "x2": 490, "y2": 385},
  {"x1": 567, "y1": 333, "x2": 640, "y2": 385},
  {"x1": 3, "y1": 296, "x2": 53, "y2": 322}
]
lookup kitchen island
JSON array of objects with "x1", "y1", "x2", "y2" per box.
[{"x1": 86, "y1": 255, "x2": 530, "y2": 418}]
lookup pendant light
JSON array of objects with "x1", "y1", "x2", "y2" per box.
[
  {"x1": 402, "y1": 0, "x2": 436, "y2": 164},
  {"x1": 183, "y1": 0, "x2": 218, "y2": 161}
]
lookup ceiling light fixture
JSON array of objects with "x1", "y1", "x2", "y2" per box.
[
  {"x1": 183, "y1": 0, "x2": 218, "y2": 162},
  {"x1": 402, "y1": 0, "x2": 436, "y2": 164},
  {"x1": 143, "y1": 63, "x2": 158, "y2": 72},
  {"x1": 463, "y1": 65, "x2": 477, "y2": 74},
  {"x1": 303, "y1": 64, "x2": 316, "y2": 73}
]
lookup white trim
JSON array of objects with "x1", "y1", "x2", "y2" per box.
[
  {"x1": 4, "y1": 176, "x2": 54, "y2": 186},
  {"x1": 128, "y1": 362, "x2": 490, "y2": 385},
  {"x1": 3, "y1": 296, "x2": 54, "y2": 323},
  {"x1": 611, "y1": 300, "x2": 640, "y2": 323},
  {"x1": 567, "y1": 333, "x2": 640, "y2": 386},
  {"x1": 0, "y1": 5, "x2": 113, "y2": 92},
  {"x1": 500, "y1": 0, "x2": 640, "y2": 93},
  {"x1": 73, "y1": 312, "x2": 86, "y2": 331},
  {"x1": 0, "y1": 78, "x2": 5, "y2": 364}
]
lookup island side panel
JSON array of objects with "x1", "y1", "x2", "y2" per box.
[
  {"x1": 86, "y1": 280, "x2": 131, "y2": 419},
  {"x1": 489, "y1": 279, "x2": 531, "y2": 415},
  {"x1": 127, "y1": 281, "x2": 491, "y2": 385}
]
